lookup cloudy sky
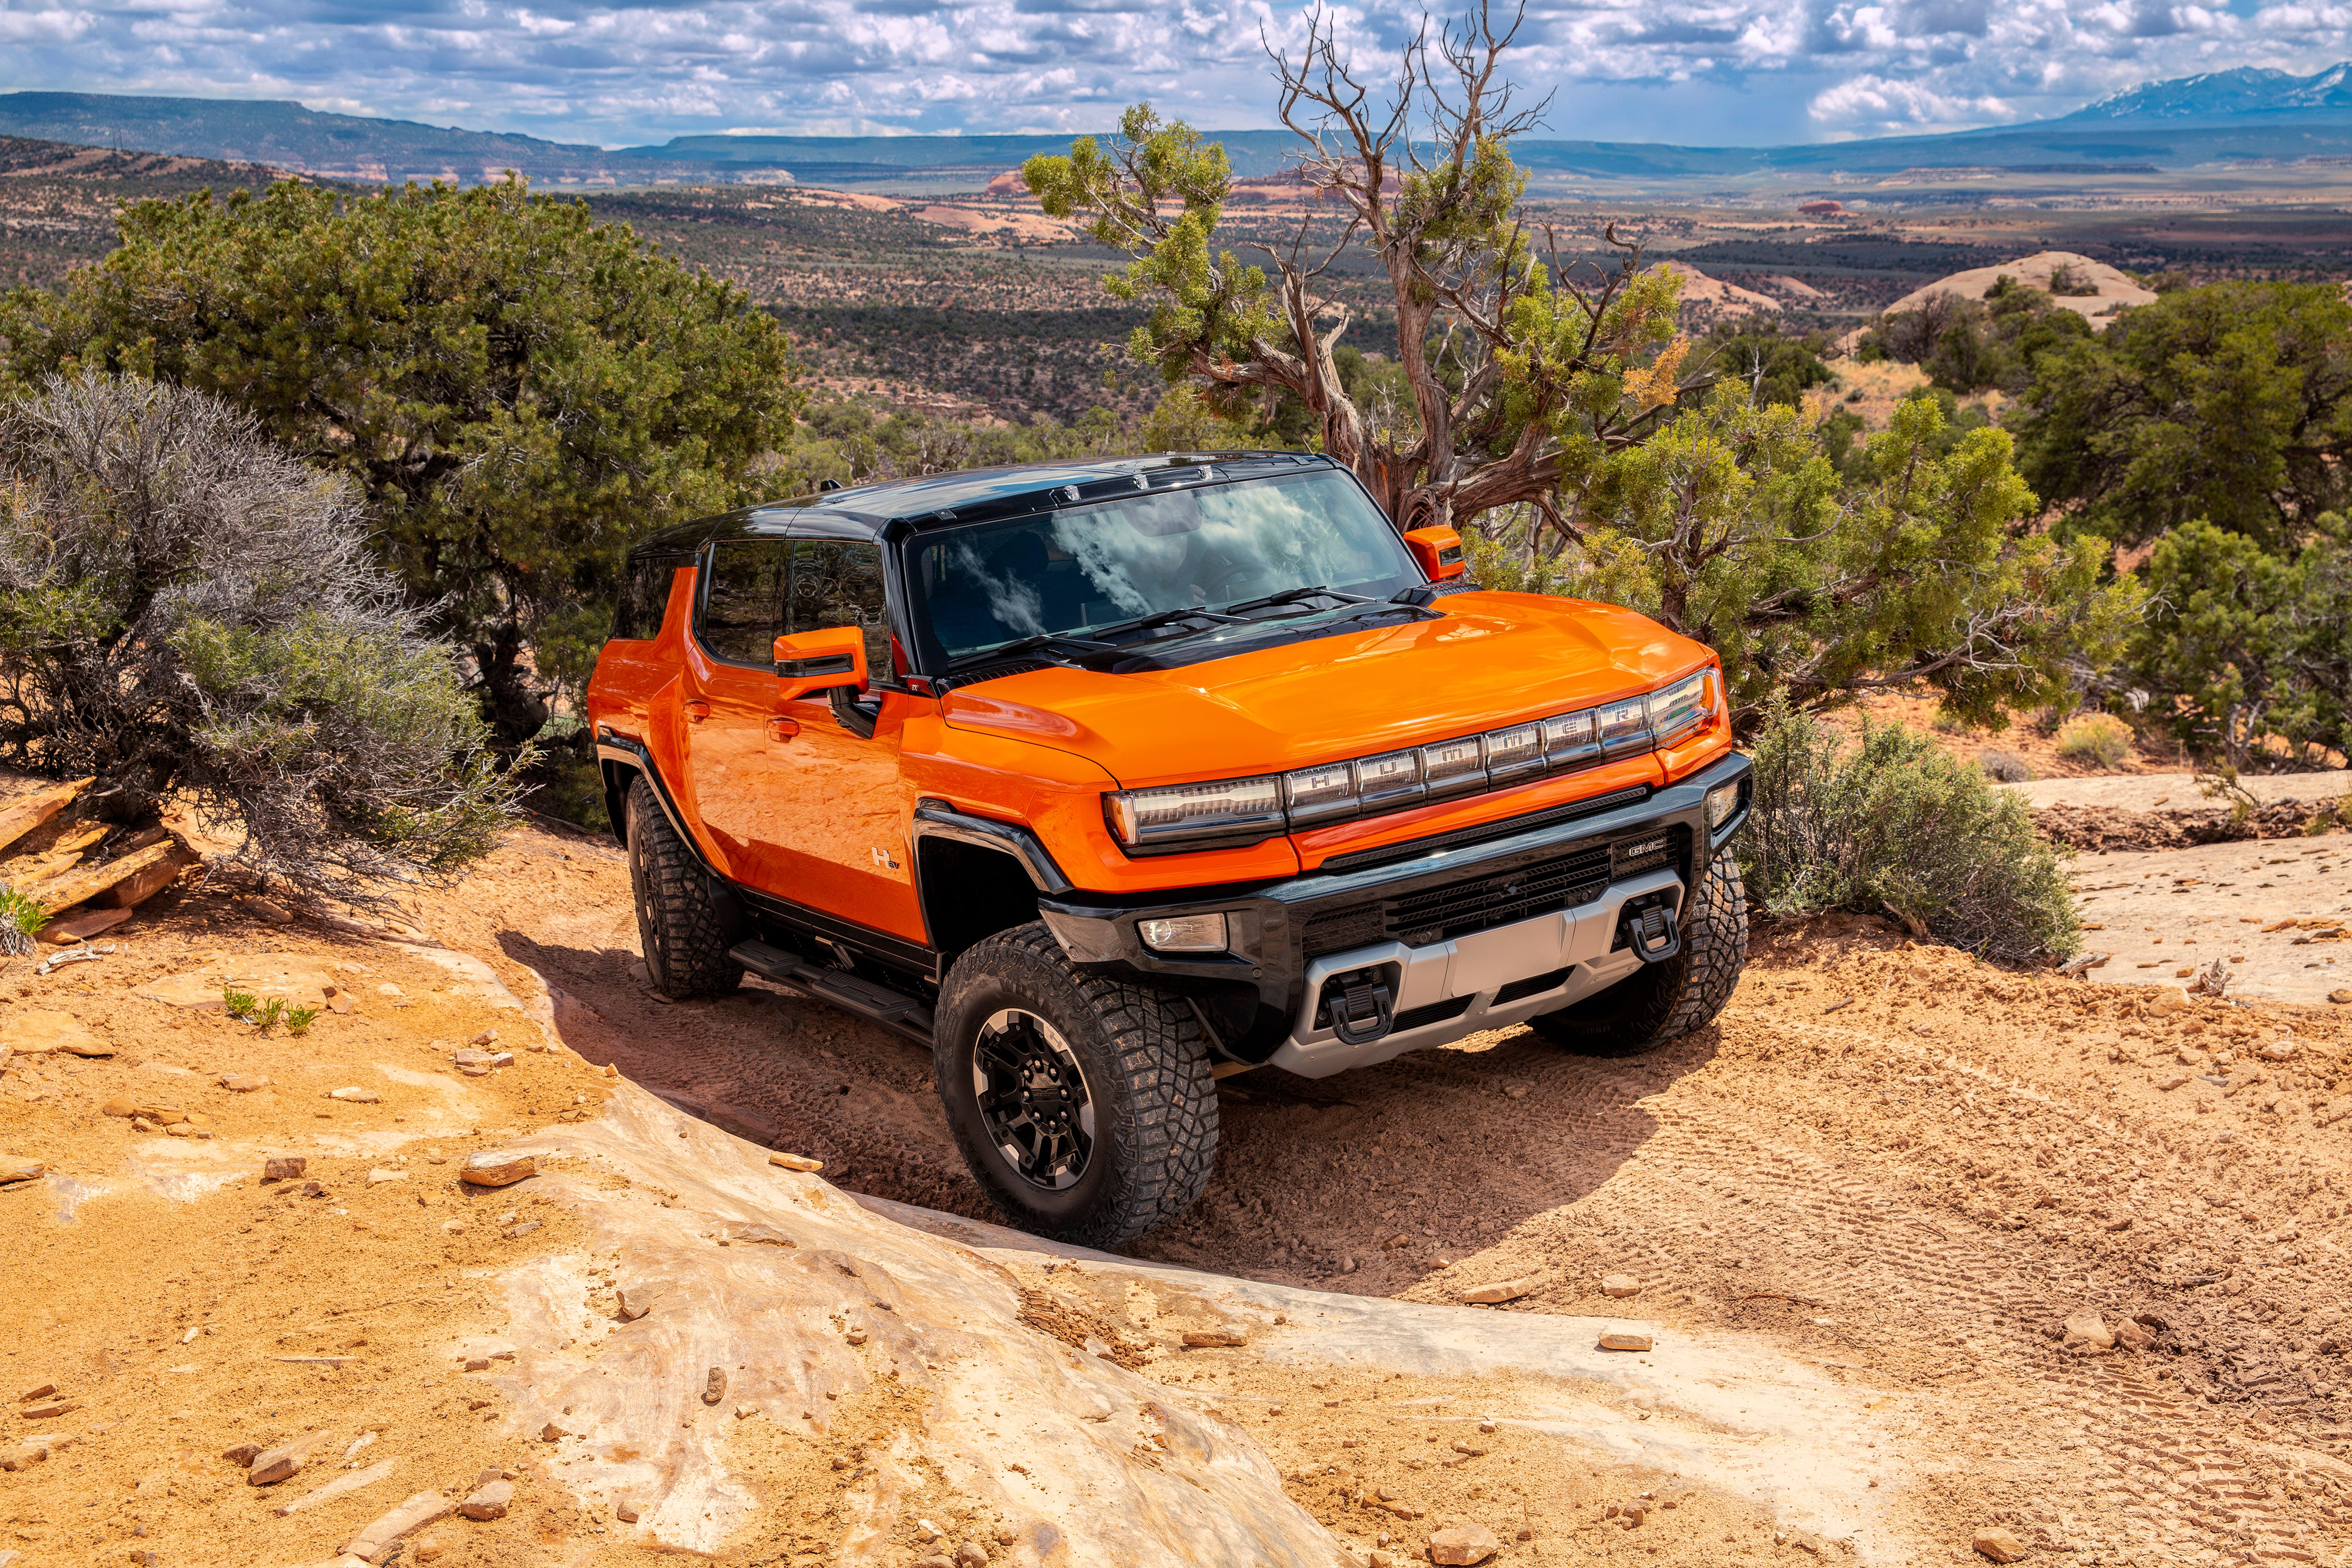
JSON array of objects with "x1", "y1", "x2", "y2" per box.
[{"x1": 7, "y1": 0, "x2": 2349, "y2": 148}]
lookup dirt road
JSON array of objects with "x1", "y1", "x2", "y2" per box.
[{"x1": 438, "y1": 827, "x2": 2352, "y2": 1566}]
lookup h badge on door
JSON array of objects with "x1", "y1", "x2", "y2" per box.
[{"x1": 870, "y1": 846, "x2": 901, "y2": 870}]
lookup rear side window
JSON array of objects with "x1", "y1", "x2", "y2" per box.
[
  {"x1": 698, "y1": 540, "x2": 789, "y2": 664},
  {"x1": 614, "y1": 553, "x2": 693, "y2": 641},
  {"x1": 788, "y1": 540, "x2": 890, "y2": 674}
]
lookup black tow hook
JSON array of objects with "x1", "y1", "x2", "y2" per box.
[
  {"x1": 1619, "y1": 893, "x2": 1683, "y2": 964},
  {"x1": 1327, "y1": 969, "x2": 1396, "y2": 1046}
]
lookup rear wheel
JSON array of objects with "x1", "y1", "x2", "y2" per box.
[
  {"x1": 935, "y1": 923, "x2": 1217, "y2": 1247},
  {"x1": 1529, "y1": 851, "x2": 1747, "y2": 1057},
  {"x1": 626, "y1": 777, "x2": 743, "y2": 1002}
]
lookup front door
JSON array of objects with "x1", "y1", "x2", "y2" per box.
[{"x1": 680, "y1": 535, "x2": 923, "y2": 948}]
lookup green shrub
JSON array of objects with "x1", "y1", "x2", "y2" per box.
[
  {"x1": 1739, "y1": 696, "x2": 2077, "y2": 962},
  {"x1": 0, "y1": 886, "x2": 43, "y2": 957},
  {"x1": 1978, "y1": 748, "x2": 2034, "y2": 783},
  {"x1": 2054, "y1": 712, "x2": 2133, "y2": 767}
]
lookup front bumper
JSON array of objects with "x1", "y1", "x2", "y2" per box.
[{"x1": 1037, "y1": 749, "x2": 1750, "y2": 1067}]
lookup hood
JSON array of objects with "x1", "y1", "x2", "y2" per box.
[{"x1": 939, "y1": 590, "x2": 1709, "y2": 789}]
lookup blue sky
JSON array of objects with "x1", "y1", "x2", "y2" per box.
[{"x1": 5, "y1": 0, "x2": 2347, "y2": 147}]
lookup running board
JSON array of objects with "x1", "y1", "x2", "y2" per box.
[{"x1": 729, "y1": 939, "x2": 937, "y2": 1046}]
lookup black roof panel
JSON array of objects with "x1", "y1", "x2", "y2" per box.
[{"x1": 626, "y1": 451, "x2": 1335, "y2": 558}]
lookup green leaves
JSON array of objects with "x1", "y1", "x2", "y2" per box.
[{"x1": 0, "y1": 177, "x2": 804, "y2": 738}]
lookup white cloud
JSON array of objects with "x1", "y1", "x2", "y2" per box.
[{"x1": 7, "y1": 0, "x2": 2350, "y2": 145}]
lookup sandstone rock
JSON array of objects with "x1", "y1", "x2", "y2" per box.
[
  {"x1": 221, "y1": 1441, "x2": 262, "y2": 1467},
  {"x1": 2260, "y1": 1039, "x2": 2300, "y2": 1061},
  {"x1": 1597, "y1": 1332, "x2": 1652, "y2": 1352},
  {"x1": 955, "y1": 1544, "x2": 989, "y2": 1568},
  {"x1": 458, "y1": 1479, "x2": 512, "y2": 1520},
  {"x1": 616, "y1": 1286, "x2": 656, "y2": 1322},
  {"x1": 730, "y1": 1225, "x2": 796, "y2": 1247},
  {"x1": 222, "y1": 1074, "x2": 270, "y2": 1093},
  {"x1": 2330, "y1": 988, "x2": 2352, "y2": 1004},
  {"x1": 768, "y1": 1151, "x2": 824, "y2": 1172},
  {"x1": 540, "y1": 1422, "x2": 565, "y2": 1443},
  {"x1": 344, "y1": 1491, "x2": 454, "y2": 1563},
  {"x1": 366, "y1": 1168, "x2": 406, "y2": 1184},
  {"x1": 615, "y1": 1502, "x2": 641, "y2": 1523},
  {"x1": 1181, "y1": 1329, "x2": 1248, "y2": 1349},
  {"x1": 1428, "y1": 1523, "x2": 1501, "y2": 1565},
  {"x1": 2156, "y1": 1074, "x2": 2191, "y2": 1091},
  {"x1": 36, "y1": 907, "x2": 134, "y2": 945},
  {"x1": 462, "y1": 1151, "x2": 535, "y2": 1187},
  {"x1": 328, "y1": 1087, "x2": 381, "y2": 1104},
  {"x1": 1973, "y1": 1525, "x2": 2027, "y2": 1562},
  {"x1": 1601, "y1": 1273, "x2": 1640, "y2": 1298},
  {"x1": 703, "y1": 1367, "x2": 727, "y2": 1405},
  {"x1": 1460, "y1": 1277, "x2": 1535, "y2": 1305},
  {"x1": 504, "y1": 1221, "x2": 541, "y2": 1239},
  {"x1": 2113, "y1": 1320, "x2": 2156, "y2": 1352},
  {"x1": 414, "y1": 1538, "x2": 445, "y2": 1562},
  {"x1": 0, "y1": 1162, "x2": 42, "y2": 1187},
  {"x1": 2063, "y1": 1310, "x2": 2114, "y2": 1350},
  {"x1": 469, "y1": 1029, "x2": 499, "y2": 1047},
  {"x1": 17, "y1": 1383, "x2": 56, "y2": 1402},
  {"x1": 274, "y1": 1459, "x2": 396, "y2": 1516},
  {"x1": 248, "y1": 1433, "x2": 325, "y2": 1486},
  {"x1": 1, "y1": 1011, "x2": 111, "y2": 1057},
  {"x1": 2152, "y1": 985, "x2": 2191, "y2": 1011},
  {"x1": 453, "y1": 1048, "x2": 512, "y2": 1072},
  {"x1": 264, "y1": 1156, "x2": 307, "y2": 1182}
]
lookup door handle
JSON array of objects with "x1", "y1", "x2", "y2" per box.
[
  {"x1": 764, "y1": 716, "x2": 800, "y2": 742},
  {"x1": 684, "y1": 700, "x2": 711, "y2": 724}
]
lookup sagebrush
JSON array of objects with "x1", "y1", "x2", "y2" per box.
[
  {"x1": 0, "y1": 373, "x2": 520, "y2": 907},
  {"x1": 1739, "y1": 696, "x2": 2077, "y2": 963},
  {"x1": 2054, "y1": 712, "x2": 2133, "y2": 767}
]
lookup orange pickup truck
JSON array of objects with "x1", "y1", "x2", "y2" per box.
[{"x1": 587, "y1": 452, "x2": 1749, "y2": 1244}]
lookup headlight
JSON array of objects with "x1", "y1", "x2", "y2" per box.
[
  {"x1": 1650, "y1": 669, "x2": 1716, "y2": 744},
  {"x1": 1105, "y1": 775, "x2": 1284, "y2": 852},
  {"x1": 1283, "y1": 761, "x2": 1359, "y2": 826},
  {"x1": 1138, "y1": 912, "x2": 1230, "y2": 953},
  {"x1": 1354, "y1": 749, "x2": 1425, "y2": 811},
  {"x1": 1706, "y1": 779, "x2": 1744, "y2": 830},
  {"x1": 1596, "y1": 695, "x2": 1653, "y2": 757},
  {"x1": 1420, "y1": 735, "x2": 1486, "y2": 797}
]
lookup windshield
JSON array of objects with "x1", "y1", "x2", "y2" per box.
[{"x1": 906, "y1": 469, "x2": 1422, "y2": 666}]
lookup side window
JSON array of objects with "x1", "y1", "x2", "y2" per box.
[
  {"x1": 787, "y1": 540, "x2": 890, "y2": 675},
  {"x1": 614, "y1": 553, "x2": 691, "y2": 641},
  {"x1": 698, "y1": 540, "x2": 788, "y2": 665}
]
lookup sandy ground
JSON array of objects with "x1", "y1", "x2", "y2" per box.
[{"x1": 11, "y1": 799, "x2": 2352, "y2": 1566}]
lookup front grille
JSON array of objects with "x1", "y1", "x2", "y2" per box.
[
  {"x1": 1392, "y1": 995, "x2": 1474, "y2": 1032},
  {"x1": 1493, "y1": 966, "x2": 1573, "y2": 1005},
  {"x1": 1297, "y1": 827, "x2": 1689, "y2": 956}
]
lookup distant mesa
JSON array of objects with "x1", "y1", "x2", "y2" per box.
[
  {"x1": 985, "y1": 169, "x2": 1026, "y2": 197},
  {"x1": 1797, "y1": 199, "x2": 1846, "y2": 215},
  {"x1": 1884, "y1": 250, "x2": 2155, "y2": 328},
  {"x1": 1654, "y1": 260, "x2": 1780, "y2": 321}
]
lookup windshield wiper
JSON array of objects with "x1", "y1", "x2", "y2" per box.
[
  {"x1": 1084, "y1": 605, "x2": 1251, "y2": 640},
  {"x1": 1318, "y1": 601, "x2": 1445, "y2": 629},
  {"x1": 1219, "y1": 584, "x2": 1375, "y2": 616},
  {"x1": 943, "y1": 631, "x2": 1114, "y2": 671}
]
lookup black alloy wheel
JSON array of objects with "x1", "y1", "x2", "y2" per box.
[{"x1": 971, "y1": 1007, "x2": 1096, "y2": 1190}]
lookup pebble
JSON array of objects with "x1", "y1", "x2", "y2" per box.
[
  {"x1": 462, "y1": 1151, "x2": 535, "y2": 1187},
  {"x1": 2330, "y1": 988, "x2": 2351, "y2": 1004},
  {"x1": 1973, "y1": 1526, "x2": 2027, "y2": 1563},
  {"x1": 540, "y1": 1422, "x2": 566, "y2": 1443},
  {"x1": 247, "y1": 1437, "x2": 314, "y2": 1486},
  {"x1": 328, "y1": 1088, "x2": 381, "y2": 1104},
  {"x1": 731, "y1": 1225, "x2": 796, "y2": 1247},
  {"x1": 221, "y1": 1441, "x2": 261, "y2": 1467},
  {"x1": 1597, "y1": 1332, "x2": 1652, "y2": 1353},
  {"x1": 458, "y1": 1480, "x2": 512, "y2": 1520},
  {"x1": 1181, "y1": 1329, "x2": 1248, "y2": 1349},
  {"x1": 413, "y1": 1539, "x2": 445, "y2": 1562},
  {"x1": 1601, "y1": 1273, "x2": 1640, "y2": 1298},
  {"x1": 1460, "y1": 1276, "x2": 1535, "y2": 1305},
  {"x1": 2259, "y1": 1040, "x2": 2300, "y2": 1061},
  {"x1": 221, "y1": 1074, "x2": 270, "y2": 1093},
  {"x1": 615, "y1": 1502, "x2": 641, "y2": 1523},
  {"x1": 2063, "y1": 1310, "x2": 2114, "y2": 1350},
  {"x1": 504, "y1": 1222, "x2": 541, "y2": 1239},
  {"x1": 704, "y1": 1367, "x2": 728, "y2": 1405},
  {"x1": 616, "y1": 1287, "x2": 656, "y2": 1322},
  {"x1": 469, "y1": 1029, "x2": 499, "y2": 1047},
  {"x1": 954, "y1": 1544, "x2": 989, "y2": 1568},
  {"x1": 769, "y1": 1151, "x2": 824, "y2": 1172},
  {"x1": 1427, "y1": 1523, "x2": 1502, "y2": 1565},
  {"x1": 367, "y1": 1169, "x2": 406, "y2": 1184}
]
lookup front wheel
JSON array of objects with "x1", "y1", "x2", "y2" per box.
[
  {"x1": 626, "y1": 777, "x2": 743, "y2": 1002},
  {"x1": 935, "y1": 923, "x2": 1217, "y2": 1247},
  {"x1": 1529, "y1": 851, "x2": 1748, "y2": 1056}
]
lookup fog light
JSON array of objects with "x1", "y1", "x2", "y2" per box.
[
  {"x1": 1138, "y1": 912, "x2": 1230, "y2": 953},
  {"x1": 1706, "y1": 780, "x2": 1743, "y2": 830}
]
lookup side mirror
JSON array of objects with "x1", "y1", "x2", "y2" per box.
[
  {"x1": 1403, "y1": 525, "x2": 1465, "y2": 582},
  {"x1": 772, "y1": 626, "x2": 867, "y2": 701}
]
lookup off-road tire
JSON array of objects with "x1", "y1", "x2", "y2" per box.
[
  {"x1": 935, "y1": 923, "x2": 1217, "y2": 1248},
  {"x1": 1529, "y1": 851, "x2": 1747, "y2": 1057},
  {"x1": 626, "y1": 777, "x2": 743, "y2": 1002}
]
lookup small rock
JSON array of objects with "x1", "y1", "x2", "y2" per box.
[
  {"x1": 540, "y1": 1422, "x2": 565, "y2": 1443},
  {"x1": 0, "y1": 1161, "x2": 43, "y2": 1187},
  {"x1": 615, "y1": 1502, "x2": 641, "y2": 1523},
  {"x1": 221, "y1": 1074, "x2": 270, "y2": 1093},
  {"x1": 462, "y1": 1150, "x2": 535, "y2": 1187},
  {"x1": 262, "y1": 1156, "x2": 306, "y2": 1182},
  {"x1": 247, "y1": 1437, "x2": 313, "y2": 1486},
  {"x1": 1973, "y1": 1525, "x2": 2028, "y2": 1563},
  {"x1": 221, "y1": 1441, "x2": 262, "y2": 1467},
  {"x1": 463, "y1": 1358, "x2": 490, "y2": 1372},
  {"x1": 769, "y1": 1151, "x2": 824, "y2": 1172},
  {"x1": 1600, "y1": 1273, "x2": 1640, "y2": 1298},
  {"x1": 414, "y1": 1538, "x2": 446, "y2": 1562},
  {"x1": 2113, "y1": 1320, "x2": 2156, "y2": 1352},
  {"x1": 1461, "y1": 1276, "x2": 1536, "y2": 1305},
  {"x1": 102, "y1": 1096, "x2": 137, "y2": 1117},
  {"x1": 616, "y1": 1287, "x2": 656, "y2": 1322},
  {"x1": 245, "y1": 896, "x2": 292, "y2": 923},
  {"x1": 327, "y1": 1087, "x2": 381, "y2": 1104},
  {"x1": 366, "y1": 1168, "x2": 407, "y2": 1184},
  {"x1": 1181, "y1": 1329, "x2": 1248, "y2": 1349},
  {"x1": 913, "y1": 1558, "x2": 954, "y2": 1568},
  {"x1": 2152, "y1": 985, "x2": 2191, "y2": 1011},
  {"x1": 2329, "y1": 988, "x2": 2352, "y2": 1004},
  {"x1": 458, "y1": 1479, "x2": 512, "y2": 1520},
  {"x1": 503, "y1": 1221, "x2": 540, "y2": 1239},
  {"x1": 469, "y1": 1029, "x2": 498, "y2": 1046},
  {"x1": 1597, "y1": 1332, "x2": 1652, "y2": 1353},
  {"x1": 2063, "y1": 1310, "x2": 2114, "y2": 1350},
  {"x1": 2259, "y1": 1039, "x2": 2300, "y2": 1061},
  {"x1": 1427, "y1": 1523, "x2": 1502, "y2": 1565},
  {"x1": 955, "y1": 1544, "x2": 990, "y2": 1568},
  {"x1": 730, "y1": 1225, "x2": 796, "y2": 1247},
  {"x1": 2156, "y1": 1073, "x2": 2191, "y2": 1091},
  {"x1": 703, "y1": 1367, "x2": 728, "y2": 1405}
]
